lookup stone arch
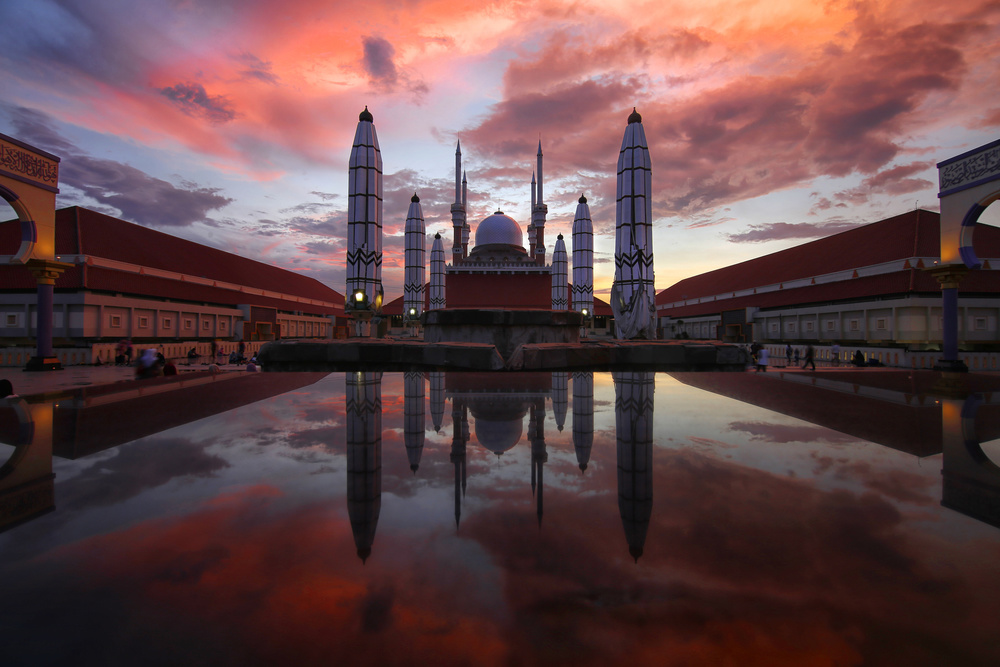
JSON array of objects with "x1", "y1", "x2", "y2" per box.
[
  {"x1": 0, "y1": 133, "x2": 60, "y2": 262},
  {"x1": 938, "y1": 138, "x2": 1000, "y2": 268}
]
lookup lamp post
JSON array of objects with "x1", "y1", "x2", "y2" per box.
[{"x1": 580, "y1": 307, "x2": 591, "y2": 338}]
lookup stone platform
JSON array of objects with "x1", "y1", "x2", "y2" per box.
[
  {"x1": 423, "y1": 308, "x2": 582, "y2": 361},
  {"x1": 257, "y1": 338, "x2": 748, "y2": 372}
]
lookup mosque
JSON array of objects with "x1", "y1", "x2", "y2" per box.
[{"x1": 348, "y1": 106, "x2": 658, "y2": 340}]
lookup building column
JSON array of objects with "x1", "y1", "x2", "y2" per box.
[
  {"x1": 24, "y1": 259, "x2": 71, "y2": 371},
  {"x1": 929, "y1": 265, "x2": 969, "y2": 372}
]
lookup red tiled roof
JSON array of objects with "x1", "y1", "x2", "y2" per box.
[
  {"x1": 657, "y1": 209, "x2": 1000, "y2": 315},
  {"x1": 0, "y1": 207, "x2": 344, "y2": 316}
]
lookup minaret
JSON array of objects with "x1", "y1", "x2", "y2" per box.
[
  {"x1": 429, "y1": 233, "x2": 445, "y2": 310},
  {"x1": 614, "y1": 371, "x2": 654, "y2": 563},
  {"x1": 346, "y1": 106, "x2": 384, "y2": 334},
  {"x1": 611, "y1": 108, "x2": 655, "y2": 339},
  {"x1": 403, "y1": 194, "x2": 425, "y2": 322},
  {"x1": 572, "y1": 372, "x2": 594, "y2": 473},
  {"x1": 528, "y1": 173, "x2": 536, "y2": 257},
  {"x1": 346, "y1": 371, "x2": 383, "y2": 563},
  {"x1": 531, "y1": 141, "x2": 547, "y2": 265},
  {"x1": 572, "y1": 195, "x2": 594, "y2": 317},
  {"x1": 403, "y1": 371, "x2": 425, "y2": 473},
  {"x1": 551, "y1": 234, "x2": 568, "y2": 310},
  {"x1": 451, "y1": 141, "x2": 466, "y2": 264},
  {"x1": 552, "y1": 372, "x2": 568, "y2": 432},
  {"x1": 461, "y1": 172, "x2": 470, "y2": 259}
]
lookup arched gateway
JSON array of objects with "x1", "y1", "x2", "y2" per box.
[
  {"x1": 0, "y1": 133, "x2": 71, "y2": 370},
  {"x1": 933, "y1": 139, "x2": 1000, "y2": 371}
]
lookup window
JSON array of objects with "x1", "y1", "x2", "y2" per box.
[
  {"x1": 769, "y1": 322, "x2": 778, "y2": 332},
  {"x1": 162, "y1": 318, "x2": 172, "y2": 329},
  {"x1": 805, "y1": 322, "x2": 814, "y2": 332},
  {"x1": 202, "y1": 319, "x2": 210, "y2": 330},
  {"x1": 825, "y1": 321, "x2": 836, "y2": 331},
  {"x1": 138, "y1": 316, "x2": 149, "y2": 328},
  {"x1": 219, "y1": 320, "x2": 227, "y2": 332},
  {"x1": 876, "y1": 318, "x2": 887, "y2": 330},
  {"x1": 110, "y1": 315, "x2": 122, "y2": 327},
  {"x1": 975, "y1": 317, "x2": 987, "y2": 331},
  {"x1": 850, "y1": 320, "x2": 859, "y2": 331},
  {"x1": 786, "y1": 322, "x2": 796, "y2": 332},
  {"x1": 184, "y1": 319, "x2": 193, "y2": 330},
  {"x1": 5, "y1": 314, "x2": 18, "y2": 327}
]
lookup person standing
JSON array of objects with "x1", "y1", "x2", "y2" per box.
[
  {"x1": 832, "y1": 342, "x2": 840, "y2": 367},
  {"x1": 785, "y1": 343, "x2": 792, "y2": 367},
  {"x1": 757, "y1": 346, "x2": 769, "y2": 372}
]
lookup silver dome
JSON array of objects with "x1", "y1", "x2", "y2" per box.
[{"x1": 474, "y1": 211, "x2": 523, "y2": 248}]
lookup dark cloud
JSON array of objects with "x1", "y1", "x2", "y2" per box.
[
  {"x1": 160, "y1": 82, "x2": 238, "y2": 123},
  {"x1": 725, "y1": 220, "x2": 864, "y2": 244},
  {"x1": 61, "y1": 155, "x2": 233, "y2": 226},
  {"x1": 233, "y1": 51, "x2": 279, "y2": 84},
  {"x1": 5, "y1": 105, "x2": 232, "y2": 226},
  {"x1": 362, "y1": 36, "x2": 398, "y2": 86},
  {"x1": 832, "y1": 161, "x2": 935, "y2": 205}
]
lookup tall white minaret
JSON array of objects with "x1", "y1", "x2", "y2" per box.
[
  {"x1": 403, "y1": 194, "x2": 425, "y2": 321},
  {"x1": 612, "y1": 108, "x2": 655, "y2": 339},
  {"x1": 551, "y1": 234, "x2": 568, "y2": 310},
  {"x1": 531, "y1": 141, "x2": 547, "y2": 265},
  {"x1": 429, "y1": 232, "x2": 446, "y2": 310},
  {"x1": 451, "y1": 141, "x2": 466, "y2": 264},
  {"x1": 346, "y1": 106, "x2": 383, "y2": 330},
  {"x1": 572, "y1": 194, "x2": 594, "y2": 316}
]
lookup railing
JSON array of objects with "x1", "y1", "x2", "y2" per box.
[{"x1": 0, "y1": 340, "x2": 270, "y2": 367}]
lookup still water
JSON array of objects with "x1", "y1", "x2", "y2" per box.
[{"x1": 1, "y1": 370, "x2": 999, "y2": 666}]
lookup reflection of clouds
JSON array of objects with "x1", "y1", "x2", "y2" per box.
[
  {"x1": 60, "y1": 436, "x2": 228, "y2": 509},
  {"x1": 729, "y1": 420, "x2": 858, "y2": 444}
]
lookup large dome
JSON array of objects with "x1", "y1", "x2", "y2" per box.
[{"x1": 475, "y1": 211, "x2": 523, "y2": 248}]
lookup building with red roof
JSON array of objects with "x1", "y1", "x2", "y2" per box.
[
  {"x1": 656, "y1": 209, "x2": 1000, "y2": 355},
  {"x1": 0, "y1": 207, "x2": 345, "y2": 362}
]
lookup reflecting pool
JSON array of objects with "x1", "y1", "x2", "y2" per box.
[{"x1": 1, "y1": 370, "x2": 1000, "y2": 666}]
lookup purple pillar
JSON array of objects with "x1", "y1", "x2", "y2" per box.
[
  {"x1": 930, "y1": 266, "x2": 969, "y2": 373},
  {"x1": 36, "y1": 282, "x2": 53, "y2": 358}
]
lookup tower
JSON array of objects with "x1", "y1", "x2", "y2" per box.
[
  {"x1": 429, "y1": 233, "x2": 446, "y2": 310},
  {"x1": 403, "y1": 193, "x2": 425, "y2": 322},
  {"x1": 572, "y1": 195, "x2": 594, "y2": 317},
  {"x1": 452, "y1": 141, "x2": 467, "y2": 263},
  {"x1": 611, "y1": 108, "x2": 655, "y2": 339},
  {"x1": 346, "y1": 106, "x2": 384, "y2": 334},
  {"x1": 551, "y1": 234, "x2": 568, "y2": 310},
  {"x1": 346, "y1": 371, "x2": 383, "y2": 563},
  {"x1": 531, "y1": 142, "x2": 548, "y2": 265},
  {"x1": 403, "y1": 371, "x2": 425, "y2": 473},
  {"x1": 614, "y1": 371, "x2": 654, "y2": 562}
]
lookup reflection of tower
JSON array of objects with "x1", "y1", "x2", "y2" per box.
[
  {"x1": 572, "y1": 195, "x2": 594, "y2": 316},
  {"x1": 429, "y1": 233, "x2": 446, "y2": 310},
  {"x1": 529, "y1": 398, "x2": 547, "y2": 527},
  {"x1": 346, "y1": 107, "x2": 384, "y2": 334},
  {"x1": 552, "y1": 372, "x2": 568, "y2": 432},
  {"x1": 346, "y1": 371, "x2": 382, "y2": 562},
  {"x1": 611, "y1": 108, "x2": 655, "y2": 339},
  {"x1": 572, "y1": 372, "x2": 594, "y2": 473},
  {"x1": 451, "y1": 397, "x2": 469, "y2": 528},
  {"x1": 403, "y1": 194, "x2": 425, "y2": 322},
  {"x1": 614, "y1": 371, "x2": 654, "y2": 562},
  {"x1": 551, "y1": 234, "x2": 568, "y2": 310},
  {"x1": 429, "y1": 371, "x2": 445, "y2": 432},
  {"x1": 403, "y1": 371, "x2": 425, "y2": 473}
]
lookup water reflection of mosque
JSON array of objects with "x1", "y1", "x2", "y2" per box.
[{"x1": 347, "y1": 371, "x2": 654, "y2": 562}]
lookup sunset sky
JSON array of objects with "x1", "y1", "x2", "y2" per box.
[{"x1": 3, "y1": 0, "x2": 999, "y2": 299}]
